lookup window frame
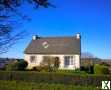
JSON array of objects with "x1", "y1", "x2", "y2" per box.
[
  {"x1": 64, "y1": 56, "x2": 74, "y2": 67},
  {"x1": 64, "y1": 56, "x2": 70, "y2": 67},
  {"x1": 70, "y1": 56, "x2": 74, "y2": 65}
]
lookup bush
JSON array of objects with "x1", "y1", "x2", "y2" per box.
[
  {"x1": 31, "y1": 66, "x2": 42, "y2": 71},
  {"x1": 80, "y1": 66, "x2": 94, "y2": 74},
  {"x1": 31, "y1": 65, "x2": 54, "y2": 72},
  {"x1": 5, "y1": 62, "x2": 18, "y2": 71},
  {"x1": 5, "y1": 61, "x2": 28, "y2": 71},
  {"x1": 17, "y1": 61, "x2": 28, "y2": 70},
  {"x1": 94, "y1": 64, "x2": 110, "y2": 74},
  {"x1": 42, "y1": 65, "x2": 54, "y2": 72}
]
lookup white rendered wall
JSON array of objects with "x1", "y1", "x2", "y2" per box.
[{"x1": 24, "y1": 54, "x2": 80, "y2": 70}]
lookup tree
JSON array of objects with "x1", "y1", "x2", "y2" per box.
[
  {"x1": 0, "y1": 0, "x2": 55, "y2": 20},
  {"x1": 0, "y1": 0, "x2": 55, "y2": 53},
  {"x1": 81, "y1": 52, "x2": 97, "y2": 58},
  {"x1": 0, "y1": 24, "x2": 26, "y2": 53},
  {"x1": 81, "y1": 52, "x2": 97, "y2": 74},
  {"x1": 17, "y1": 60, "x2": 28, "y2": 70}
]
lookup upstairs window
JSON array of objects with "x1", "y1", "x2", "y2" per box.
[{"x1": 30, "y1": 56, "x2": 36, "y2": 63}]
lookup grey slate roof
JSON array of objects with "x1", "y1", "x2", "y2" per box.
[{"x1": 24, "y1": 36, "x2": 81, "y2": 54}]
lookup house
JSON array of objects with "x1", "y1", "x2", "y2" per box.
[{"x1": 24, "y1": 34, "x2": 81, "y2": 70}]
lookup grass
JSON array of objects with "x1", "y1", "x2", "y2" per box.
[{"x1": 0, "y1": 80, "x2": 101, "y2": 90}]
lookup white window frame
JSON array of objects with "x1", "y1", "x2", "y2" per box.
[
  {"x1": 70, "y1": 56, "x2": 74, "y2": 65},
  {"x1": 64, "y1": 56, "x2": 70, "y2": 67},
  {"x1": 64, "y1": 56, "x2": 74, "y2": 67}
]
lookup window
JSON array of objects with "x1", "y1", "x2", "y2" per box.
[
  {"x1": 70, "y1": 56, "x2": 74, "y2": 65},
  {"x1": 64, "y1": 56, "x2": 70, "y2": 67},
  {"x1": 30, "y1": 56, "x2": 36, "y2": 63},
  {"x1": 64, "y1": 56, "x2": 74, "y2": 67}
]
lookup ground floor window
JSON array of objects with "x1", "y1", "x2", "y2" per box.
[
  {"x1": 70, "y1": 56, "x2": 74, "y2": 65},
  {"x1": 64, "y1": 56, "x2": 70, "y2": 66},
  {"x1": 30, "y1": 56, "x2": 36, "y2": 63},
  {"x1": 64, "y1": 56, "x2": 74, "y2": 67}
]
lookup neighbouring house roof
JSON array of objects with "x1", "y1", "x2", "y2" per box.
[{"x1": 24, "y1": 35, "x2": 81, "y2": 54}]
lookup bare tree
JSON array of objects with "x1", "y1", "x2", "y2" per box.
[
  {"x1": 81, "y1": 52, "x2": 97, "y2": 58},
  {"x1": 0, "y1": 0, "x2": 55, "y2": 53},
  {"x1": 0, "y1": 25, "x2": 25, "y2": 53}
]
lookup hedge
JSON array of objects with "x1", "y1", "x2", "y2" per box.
[
  {"x1": 94, "y1": 64, "x2": 110, "y2": 74},
  {"x1": 0, "y1": 80, "x2": 100, "y2": 90},
  {"x1": 0, "y1": 71, "x2": 110, "y2": 87}
]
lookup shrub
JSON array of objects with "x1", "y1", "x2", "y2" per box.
[
  {"x1": 94, "y1": 64, "x2": 110, "y2": 74},
  {"x1": 17, "y1": 61, "x2": 28, "y2": 70},
  {"x1": 80, "y1": 66, "x2": 94, "y2": 74},
  {"x1": 31, "y1": 65, "x2": 54, "y2": 72},
  {"x1": 5, "y1": 60, "x2": 28, "y2": 71},
  {"x1": 31, "y1": 66, "x2": 42, "y2": 71},
  {"x1": 100, "y1": 62, "x2": 110, "y2": 67},
  {"x1": 5, "y1": 62, "x2": 18, "y2": 71},
  {"x1": 42, "y1": 65, "x2": 54, "y2": 72}
]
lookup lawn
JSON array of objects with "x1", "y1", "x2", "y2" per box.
[{"x1": 0, "y1": 80, "x2": 100, "y2": 90}]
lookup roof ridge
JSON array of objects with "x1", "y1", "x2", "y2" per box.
[{"x1": 37, "y1": 36, "x2": 77, "y2": 39}]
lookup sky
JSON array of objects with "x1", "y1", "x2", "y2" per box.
[{"x1": 1, "y1": 0, "x2": 111, "y2": 59}]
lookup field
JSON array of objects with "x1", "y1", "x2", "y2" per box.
[{"x1": 0, "y1": 80, "x2": 100, "y2": 90}]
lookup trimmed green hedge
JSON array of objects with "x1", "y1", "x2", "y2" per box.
[
  {"x1": 0, "y1": 71, "x2": 110, "y2": 87},
  {"x1": 0, "y1": 80, "x2": 100, "y2": 90},
  {"x1": 94, "y1": 64, "x2": 110, "y2": 74}
]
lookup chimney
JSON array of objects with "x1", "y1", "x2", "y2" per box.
[
  {"x1": 32, "y1": 35, "x2": 40, "y2": 40},
  {"x1": 76, "y1": 33, "x2": 81, "y2": 39}
]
